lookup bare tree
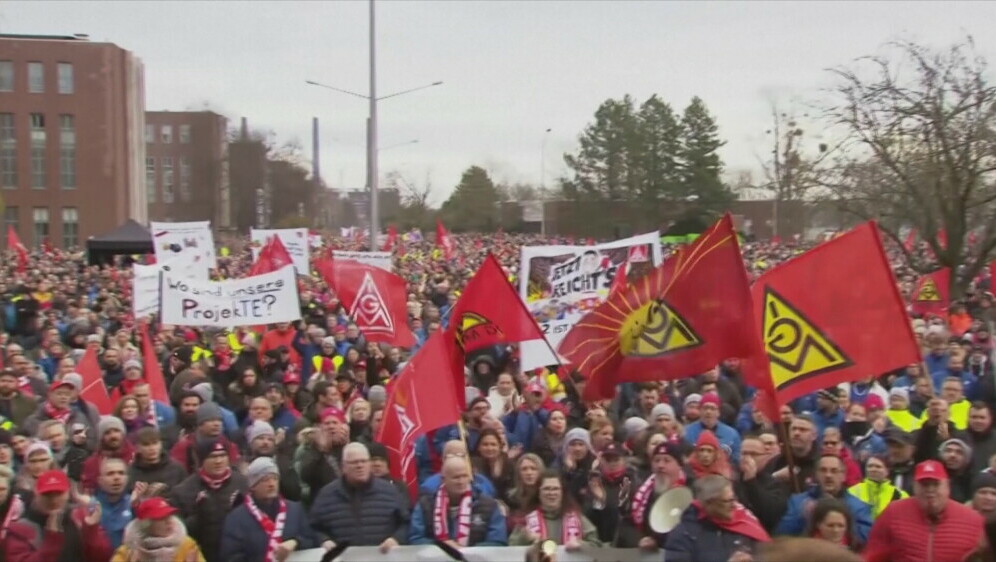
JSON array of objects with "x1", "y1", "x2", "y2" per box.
[
  {"x1": 822, "y1": 37, "x2": 996, "y2": 295},
  {"x1": 385, "y1": 170, "x2": 435, "y2": 229}
]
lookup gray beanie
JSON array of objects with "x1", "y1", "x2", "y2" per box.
[
  {"x1": 623, "y1": 417, "x2": 650, "y2": 440},
  {"x1": 124, "y1": 359, "x2": 143, "y2": 372},
  {"x1": 650, "y1": 403, "x2": 676, "y2": 420},
  {"x1": 191, "y1": 382, "x2": 214, "y2": 403},
  {"x1": 562, "y1": 427, "x2": 593, "y2": 456},
  {"x1": 939, "y1": 438, "x2": 973, "y2": 463},
  {"x1": 196, "y1": 402, "x2": 223, "y2": 425},
  {"x1": 246, "y1": 421, "x2": 275, "y2": 444},
  {"x1": 98, "y1": 415, "x2": 125, "y2": 437},
  {"x1": 367, "y1": 385, "x2": 387, "y2": 407},
  {"x1": 246, "y1": 456, "x2": 280, "y2": 488}
]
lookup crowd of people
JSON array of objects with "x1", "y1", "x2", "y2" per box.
[{"x1": 0, "y1": 230, "x2": 992, "y2": 562}]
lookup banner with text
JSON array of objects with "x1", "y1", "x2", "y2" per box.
[
  {"x1": 517, "y1": 232, "x2": 662, "y2": 370},
  {"x1": 332, "y1": 250, "x2": 393, "y2": 272},
  {"x1": 160, "y1": 265, "x2": 301, "y2": 327},
  {"x1": 150, "y1": 221, "x2": 215, "y2": 279},
  {"x1": 251, "y1": 228, "x2": 309, "y2": 273}
]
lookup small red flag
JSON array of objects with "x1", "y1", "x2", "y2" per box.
[
  {"x1": 375, "y1": 332, "x2": 463, "y2": 500},
  {"x1": 316, "y1": 257, "x2": 416, "y2": 348},
  {"x1": 138, "y1": 322, "x2": 170, "y2": 404},
  {"x1": 77, "y1": 346, "x2": 113, "y2": 415},
  {"x1": 382, "y1": 225, "x2": 397, "y2": 252},
  {"x1": 911, "y1": 268, "x2": 950, "y2": 317},
  {"x1": 248, "y1": 235, "x2": 294, "y2": 276},
  {"x1": 903, "y1": 228, "x2": 917, "y2": 252},
  {"x1": 436, "y1": 220, "x2": 454, "y2": 261},
  {"x1": 7, "y1": 226, "x2": 28, "y2": 274}
]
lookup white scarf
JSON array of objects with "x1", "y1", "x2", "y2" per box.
[
  {"x1": 244, "y1": 495, "x2": 287, "y2": 562},
  {"x1": 434, "y1": 487, "x2": 472, "y2": 546},
  {"x1": 525, "y1": 508, "x2": 582, "y2": 545}
]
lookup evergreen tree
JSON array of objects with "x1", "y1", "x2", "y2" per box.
[
  {"x1": 563, "y1": 96, "x2": 640, "y2": 202},
  {"x1": 679, "y1": 97, "x2": 733, "y2": 213},
  {"x1": 440, "y1": 166, "x2": 500, "y2": 231},
  {"x1": 634, "y1": 95, "x2": 685, "y2": 220}
]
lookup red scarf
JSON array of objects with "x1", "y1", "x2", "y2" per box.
[
  {"x1": 692, "y1": 500, "x2": 770, "y2": 543},
  {"x1": 0, "y1": 494, "x2": 23, "y2": 540},
  {"x1": 525, "y1": 509, "x2": 582, "y2": 545},
  {"x1": 433, "y1": 488, "x2": 472, "y2": 546},
  {"x1": 632, "y1": 472, "x2": 685, "y2": 530},
  {"x1": 198, "y1": 467, "x2": 232, "y2": 490},
  {"x1": 43, "y1": 401, "x2": 71, "y2": 425},
  {"x1": 244, "y1": 495, "x2": 287, "y2": 562}
]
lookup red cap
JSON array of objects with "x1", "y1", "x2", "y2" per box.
[
  {"x1": 333, "y1": 325, "x2": 346, "y2": 334},
  {"x1": 320, "y1": 407, "x2": 346, "y2": 424},
  {"x1": 48, "y1": 380, "x2": 74, "y2": 393},
  {"x1": 700, "y1": 392, "x2": 721, "y2": 408},
  {"x1": 864, "y1": 394, "x2": 886, "y2": 411},
  {"x1": 525, "y1": 382, "x2": 545, "y2": 396},
  {"x1": 36, "y1": 470, "x2": 70, "y2": 494},
  {"x1": 282, "y1": 372, "x2": 301, "y2": 385},
  {"x1": 136, "y1": 497, "x2": 178, "y2": 520},
  {"x1": 914, "y1": 460, "x2": 948, "y2": 482}
]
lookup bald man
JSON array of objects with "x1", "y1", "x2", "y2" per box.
[
  {"x1": 409, "y1": 457, "x2": 508, "y2": 547},
  {"x1": 418, "y1": 440, "x2": 497, "y2": 496}
]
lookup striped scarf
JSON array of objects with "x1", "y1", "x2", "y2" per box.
[
  {"x1": 525, "y1": 508, "x2": 582, "y2": 544},
  {"x1": 244, "y1": 495, "x2": 287, "y2": 562},
  {"x1": 434, "y1": 488, "x2": 472, "y2": 546}
]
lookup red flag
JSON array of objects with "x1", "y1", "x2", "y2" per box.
[
  {"x1": 41, "y1": 237, "x2": 54, "y2": 256},
  {"x1": 747, "y1": 222, "x2": 920, "y2": 417},
  {"x1": 911, "y1": 268, "x2": 951, "y2": 317},
  {"x1": 903, "y1": 229, "x2": 917, "y2": 252},
  {"x1": 771, "y1": 235, "x2": 782, "y2": 246},
  {"x1": 7, "y1": 226, "x2": 28, "y2": 274},
  {"x1": 436, "y1": 220, "x2": 454, "y2": 260},
  {"x1": 937, "y1": 229, "x2": 948, "y2": 250},
  {"x1": 248, "y1": 236, "x2": 294, "y2": 276},
  {"x1": 382, "y1": 226, "x2": 397, "y2": 252},
  {"x1": 608, "y1": 261, "x2": 628, "y2": 297},
  {"x1": 375, "y1": 332, "x2": 463, "y2": 499},
  {"x1": 77, "y1": 346, "x2": 113, "y2": 415},
  {"x1": 316, "y1": 257, "x2": 416, "y2": 348},
  {"x1": 138, "y1": 322, "x2": 170, "y2": 404},
  {"x1": 559, "y1": 214, "x2": 758, "y2": 401}
]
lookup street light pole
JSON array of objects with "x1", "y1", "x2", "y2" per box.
[
  {"x1": 368, "y1": 0, "x2": 379, "y2": 252},
  {"x1": 540, "y1": 128, "x2": 551, "y2": 236}
]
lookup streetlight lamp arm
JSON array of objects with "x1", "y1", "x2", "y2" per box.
[
  {"x1": 304, "y1": 80, "x2": 370, "y2": 100},
  {"x1": 377, "y1": 81, "x2": 443, "y2": 101}
]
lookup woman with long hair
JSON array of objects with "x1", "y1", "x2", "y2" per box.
[
  {"x1": 346, "y1": 398, "x2": 371, "y2": 442},
  {"x1": 557, "y1": 428, "x2": 597, "y2": 506},
  {"x1": 225, "y1": 367, "x2": 265, "y2": 421},
  {"x1": 509, "y1": 469, "x2": 601, "y2": 548},
  {"x1": 111, "y1": 497, "x2": 205, "y2": 562},
  {"x1": 630, "y1": 430, "x2": 666, "y2": 482},
  {"x1": 589, "y1": 418, "x2": 615, "y2": 452},
  {"x1": 807, "y1": 498, "x2": 857, "y2": 551},
  {"x1": 472, "y1": 428, "x2": 515, "y2": 501},
  {"x1": 505, "y1": 453, "x2": 545, "y2": 518},
  {"x1": 113, "y1": 395, "x2": 152, "y2": 442},
  {"x1": 531, "y1": 407, "x2": 568, "y2": 466}
]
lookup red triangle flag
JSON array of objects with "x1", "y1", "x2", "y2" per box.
[
  {"x1": 911, "y1": 268, "x2": 951, "y2": 317},
  {"x1": 77, "y1": 346, "x2": 113, "y2": 415},
  {"x1": 436, "y1": 220, "x2": 454, "y2": 261},
  {"x1": 316, "y1": 257, "x2": 416, "y2": 348},
  {"x1": 139, "y1": 322, "x2": 170, "y2": 404},
  {"x1": 7, "y1": 226, "x2": 28, "y2": 274},
  {"x1": 248, "y1": 236, "x2": 294, "y2": 276},
  {"x1": 382, "y1": 226, "x2": 397, "y2": 252}
]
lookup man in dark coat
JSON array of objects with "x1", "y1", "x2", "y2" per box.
[
  {"x1": 309, "y1": 442, "x2": 408, "y2": 553},
  {"x1": 170, "y1": 438, "x2": 248, "y2": 562},
  {"x1": 128, "y1": 427, "x2": 187, "y2": 494}
]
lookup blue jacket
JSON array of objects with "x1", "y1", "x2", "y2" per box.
[
  {"x1": 408, "y1": 492, "x2": 507, "y2": 546},
  {"x1": 271, "y1": 405, "x2": 298, "y2": 433},
  {"x1": 220, "y1": 406, "x2": 238, "y2": 437},
  {"x1": 291, "y1": 331, "x2": 319, "y2": 384},
  {"x1": 665, "y1": 504, "x2": 767, "y2": 562},
  {"x1": 96, "y1": 490, "x2": 133, "y2": 551},
  {"x1": 502, "y1": 408, "x2": 549, "y2": 449},
  {"x1": 684, "y1": 421, "x2": 742, "y2": 464},
  {"x1": 775, "y1": 487, "x2": 873, "y2": 543},
  {"x1": 220, "y1": 498, "x2": 316, "y2": 562},
  {"x1": 419, "y1": 472, "x2": 496, "y2": 497},
  {"x1": 415, "y1": 427, "x2": 458, "y2": 483},
  {"x1": 924, "y1": 351, "x2": 950, "y2": 376},
  {"x1": 812, "y1": 408, "x2": 844, "y2": 435},
  {"x1": 154, "y1": 401, "x2": 176, "y2": 427}
]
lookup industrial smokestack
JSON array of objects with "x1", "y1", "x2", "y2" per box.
[
  {"x1": 312, "y1": 117, "x2": 321, "y2": 186},
  {"x1": 240, "y1": 117, "x2": 248, "y2": 141}
]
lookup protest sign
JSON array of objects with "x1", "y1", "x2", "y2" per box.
[
  {"x1": 517, "y1": 232, "x2": 663, "y2": 370},
  {"x1": 132, "y1": 264, "x2": 161, "y2": 319},
  {"x1": 332, "y1": 250, "x2": 393, "y2": 272},
  {"x1": 150, "y1": 221, "x2": 215, "y2": 279},
  {"x1": 160, "y1": 265, "x2": 301, "y2": 327},
  {"x1": 250, "y1": 228, "x2": 309, "y2": 273}
]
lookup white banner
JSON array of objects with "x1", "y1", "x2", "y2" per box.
[
  {"x1": 250, "y1": 228, "x2": 309, "y2": 273},
  {"x1": 332, "y1": 250, "x2": 393, "y2": 272},
  {"x1": 132, "y1": 264, "x2": 161, "y2": 319},
  {"x1": 160, "y1": 266, "x2": 301, "y2": 327},
  {"x1": 150, "y1": 221, "x2": 215, "y2": 279},
  {"x1": 517, "y1": 232, "x2": 663, "y2": 370}
]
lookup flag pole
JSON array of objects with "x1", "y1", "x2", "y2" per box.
[
  {"x1": 457, "y1": 419, "x2": 475, "y2": 477},
  {"x1": 778, "y1": 421, "x2": 801, "y2": 494}
]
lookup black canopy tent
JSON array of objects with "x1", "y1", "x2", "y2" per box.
[{"x1": 86, "y1": 219, "x2": 154, "y2": 265}]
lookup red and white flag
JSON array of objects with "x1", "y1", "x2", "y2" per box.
[
  {"x1": 248, "y1": 236, "x2": 294, "y2": 277},
  {"x1": 317, "y1": 257, "x2": 416, "y2": 348}
]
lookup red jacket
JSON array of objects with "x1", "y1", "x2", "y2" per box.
[
  {"x1": 864, "y1": 497, "x2": 983, "y2": 562},
  {"x1": 4, "y1": 505, "x2": 112, "y2": 562},
  {"x1": 80, "y1": 441, "x2": 135, "y2": 492},
  {"x1": 258, "y1": 328, "x2": 301, "y2": 368}
]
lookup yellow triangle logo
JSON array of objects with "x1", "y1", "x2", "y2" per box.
[
  {"x1": 916, "y1": 279, "x2": 941, "y2": 302},
  {"x1": 762, "y1": 288, "x2": 852, "y2": 389},
  {"x1": 620, "y1": 300, "x2": 702, "y2": 358}
]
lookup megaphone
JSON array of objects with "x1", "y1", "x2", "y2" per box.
[{"x1": 649, "y1": 486, "x2": 693, "y2": 534}]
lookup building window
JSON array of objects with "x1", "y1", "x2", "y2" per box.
[
  {"x1": 0, "y1": 113, "x2": 15, "y2": 188},
  {"x1": 61, "y1": 207, "x2": 78, "y2": 248},
  {"x1": 146, "y1": 157, "x2": 156, "y2": 203},
  {"x1": 162, "y1": 157, "x2": 174, "y2": 203},
  {"x1": 179, "y1": 157, "x2": 192, "y2": 202},
  {"x1": 28, "y1": 62, "x2": 44, "y2": 93},
  {"x1": 32, "y1": 207, "x2": 49, "y2": 247},
  {"x1": 0, "y1": 61, "x2": 12, "y2": 92},
  {"x1": 30, "y1": 113, "x2": 46, "y2": 189},
  {"x1": 3, "y1": 208, "x2": 17, "y2": 244},
  {"x1": 161, "y1": 125, "x2": 172, "y2": 144},
  {"x1": 145, "y1": 124, "x2": 155, "y2": 144},
  {"x1": 59, "y1": 115, "x2": 75, "y2": 189},
  {"x1": 57, "y1": 63, "x2": 73, "y2": 94},
  {"x1": 179, "y1": 124, "x2": 191, "y2": 144}
]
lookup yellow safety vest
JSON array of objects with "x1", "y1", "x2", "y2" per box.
[
  {"x1": 848, "y1": 479, "x2": 907, "y2": 519},
  {"x1": 920, "y1": 398, "x2": 971, "y2": 430},
  {"x1": 885, "y1": 408, "x2": 923, "y2": 433}
]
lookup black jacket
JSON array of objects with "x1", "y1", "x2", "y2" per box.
[
  {"x1": 128, "y1": 452, "x2": 188, "y2": 494},
  {"x1": 664, "y1": 504, "x2": 765, "y2": 562},
  {"x1": 169, "y1": 471, "x2": 248, "y2": 562},
  {"x1": 309, "y1": 477, "x2": 409, "y2": 546}
]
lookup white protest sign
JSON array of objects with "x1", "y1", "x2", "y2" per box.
[
  {"x1": 332, "y1": 250, "x2": 393, "y2": 272},
  {"x1": 251, "y1": 228, "x2": 309, "y2": 273},
  {"x1": 150, "y1": 221, "x2": 215, "y2": 279},
  {"x1": 160, "y1": 265, "x2": 301, "y2": 327},
  {"x1": 517, "y1": 232, "x2": 663, "y2": 370},
  {"x1": 132, "y1": 264, "x2": 161, "y2": 319}
]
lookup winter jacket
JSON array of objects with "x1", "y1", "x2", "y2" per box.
[
  {"x1": 508, "y1": 510, "x2": 601, "y2": 547},
  {"x1": 128, "y1": 452, "x2": 188, "y2": 494},
  {"x1": 967, "y1": 427, "x2": 996, "y2": 474},
  {"x1": 502, "y1": 407, "x2": 549, "y2": 449},
  {"x1": 20, "y1": 403, "x2": 97, "y2": 449},
  {"x1": 169, "y1": 433, "x2": 239, "y2": 474},
  {"x1": 309, "y1": 477, "x2": 408, "y2": 546},
  {"x1": 408, "y1": 491, "x2": 507, "y2": 546},
  {"x1": 219, "y1": 497, "x2": 316, "y2": 562},
  {"x1": 848, "y1": 478, "x2": 907, "y2": 519},
  {"x1": 0, "y1": 392, "x2": 38, "y2": 427},
  {"x1": 4, "y1": 504, "x2": 113, "y2": 562},
  {"x1": 684, "y1": 421, "x2": 742, "y2": 464},
  {"x1": 295, "y1": 442, "x2": 343, "y2": 503},
  {"x1": 169, "y1": 471, "x2": 249, "y2": 562},
  {"x1": 864, "y1": 497, "x2": 984, "y2": 562},
  {"x1": 775, "y1": 487, "x2": 873, "y2": 543},
  {"x1": 110, "y1": 517, "x2": 204, "y2": 562},
  {"x1": 95, "y1": 490, "x2": 133, "y2": 551},
  {"x1": 664, "y1": 504, "x2": 767, "y2": 562}
]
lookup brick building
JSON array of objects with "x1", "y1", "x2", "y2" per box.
[
  {"x1": 0, "y1": 33, "x2": 146, "y2": 248},
  {"x1": 145, "y1": 111, "x2": 228, "y2": 226}
]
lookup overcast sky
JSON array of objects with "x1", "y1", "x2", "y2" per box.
[{"x1": 4, "y1": 1, "x2": 996, "y2": 204}]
